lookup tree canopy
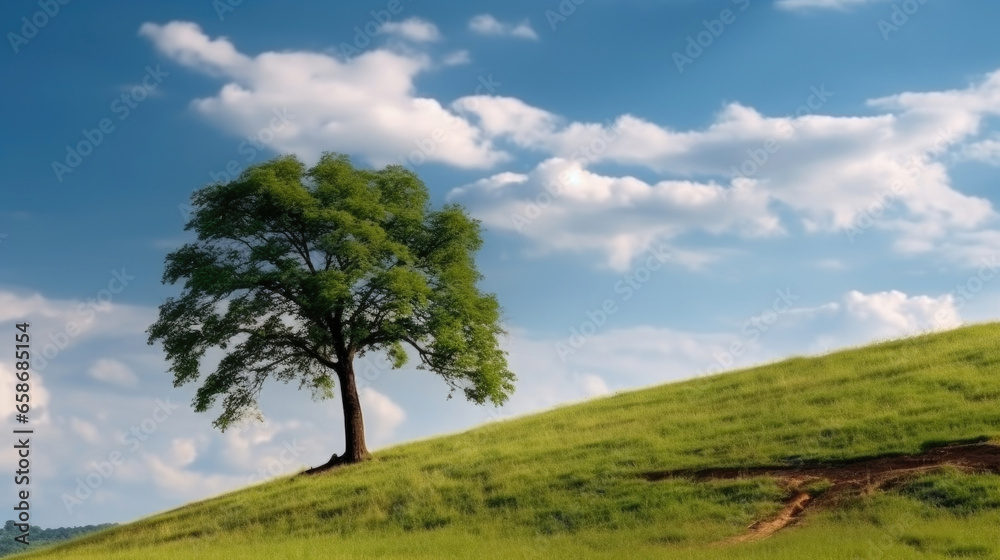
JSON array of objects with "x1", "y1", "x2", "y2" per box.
[{"x1": 148, "y1": 153, "x2": 514, "y2": 468}]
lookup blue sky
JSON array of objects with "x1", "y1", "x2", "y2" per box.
[{"x1": 3, "y1": 0, "x2": 1000, "y2": 527}]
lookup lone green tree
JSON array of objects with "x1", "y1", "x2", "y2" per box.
[{"x1": 148, "y1": 153, "x2": 514, "y2": 473}]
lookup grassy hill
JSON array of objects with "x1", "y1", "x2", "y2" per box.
[
  {"x1": 19, "y1": 323, "x2": 1000, "y2": 559},
  {"x1": 0, "y1": 523, "x2": 116, "y2": 558}
]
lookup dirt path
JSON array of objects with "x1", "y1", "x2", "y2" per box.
[{"x1": 642, "y1": 442, "x2": 1000, "y2": 542}]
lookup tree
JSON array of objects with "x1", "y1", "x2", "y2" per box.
[{"x1": 147, "y1": 153, "x2": 515, "y2": 473}]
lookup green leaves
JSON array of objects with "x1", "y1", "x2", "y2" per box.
[{"x1": 148, "y1": 152, "x2": 515, "y2": 430}]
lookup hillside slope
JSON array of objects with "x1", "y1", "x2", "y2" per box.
[{"x1": 20, "y1": 323, "x2": 1000, "y2": 559}]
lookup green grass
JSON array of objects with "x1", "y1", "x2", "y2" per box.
[{"x1": 20, "y1": 323, "x2": 1000, "y2": 559}]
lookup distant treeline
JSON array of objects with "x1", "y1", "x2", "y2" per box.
[{"x1": 0, "y1": 520, "x2": 117, "y2": 556}]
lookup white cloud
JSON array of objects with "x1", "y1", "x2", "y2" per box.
[
  {"x1": 841, "y1": 289, "x2": 961, "y2": 339},
  {"x1": 961, "y1": 137, "x2": 1000, "y2": 165},
  {"x1": 139, "y1": 21, "x2": 507, "y2": 168},
  {"x1": 222, "y1": 419, "x2": 298, "y2": 465},
  {"x1": 453, "y1": 95, "x2": 560, "y2": 148},
  {"x1": 137, "y1": 21, "x2": 250, "y2": 75},
  {"x1": 169, "y1": 438, "x2": 198, "y2": 467},
  {"x1": 468, "y1": 14, "x2": 538, "y2": 40},
  {"x1": 0, "y1": 291, "x2": 67, "y2": 323},
  {"x1": 0, "y1": 287, "x2": 153, "y2": 353},
  {"x1": 70, "y1": 417, "x2": 101, "y2": 444},
  {"x1": 442, "y1": 49, "x2": 471, "y2": 66},
  {"x1": 579, "y1": 374, "x2": 610, "y2": 397},
  {"x1": 140, "y1": 22, "x2": 1000, "y2": 272},
  {"x1": 450, "y1": 157, "x2": 780, "y2": 270},
  {"x1": 143, "y1": 454, "x2": 246, "y2": 501},
  {"x1": 452, "y1": 71, "x2": 1000, "y2": 269},
  {"x1": 508, "y1": 289, "x2": 964, "y2": 402},
  {"x1": 89, "y1": 358, "x2": 138, "y2": 386},
  {"x1": 381, "y1": 17, "x2": 441, "y2": 42},
  {"x1": 359, "y1": 387, "x2": 405, "y2": 441},
  {"x1": 775, "y1": 0, "x2": 888, "y2": 10}
]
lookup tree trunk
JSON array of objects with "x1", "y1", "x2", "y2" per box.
[
  {"x1": 302, "y1": 359, "x2": 370, "y2": 475},
  {"x1": 337, "y1": 359, "x2": 370, "y2": 462}
]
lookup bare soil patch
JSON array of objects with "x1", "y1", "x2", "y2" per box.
[{"x1": 643, "y1": 442, "x2": 1000, "y2": 542}]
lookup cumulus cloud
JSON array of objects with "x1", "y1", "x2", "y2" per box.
[
  {"x1": 381, "y1": 17, "x2": 441, "y2": 42},
  {"x1": 737, "y1": 289, "x2": 961, "y2": 357},
  {"x1": 508, "y1": 289, "x2": 965, "y2": 405},
  {"x1": 137, "y1": 21, "x2": 250, "y2": 75},
  {"x1": 140, "y1": 22, "x2": 1000, "y2": 272},
  {"x1": 450, "y1": 157, "x2": 780, "y2": 270},
  {"x1": 139, "y1": 21, "x2": 507, "y2": 168},
  {"x1": 960, "y1": 138, "x2": 1000, "y2": 165},
  {"x1": 89, "y1": 358, "x2": 138, "y2": 386},
  {"x1": 840, "y1": 289, "x2": 961, "y2": 339},
  {"x1": 452, "y1": 71, "x2": 1000, "y2": 269},
  {"x1": 468, "y1": 14, "x2": 538, "y2": 40}
]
